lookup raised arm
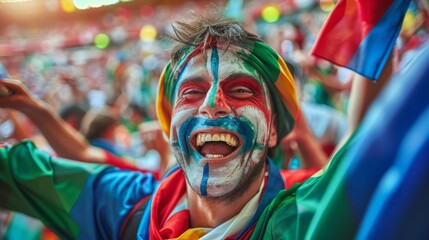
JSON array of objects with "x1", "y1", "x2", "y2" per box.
[
  {"x1": 5, "y1": 109, "x2": 32, "y2": 141},
  {"x1": 0, "y1": 79, "x2": 106, "y2": 163},
  {"x1": 335, "y1": 53, "x2": 394, "y2": 154}
]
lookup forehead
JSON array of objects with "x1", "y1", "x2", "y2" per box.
[{"x1": 177, "y1": 48, "x2": 262, "y2": 84}]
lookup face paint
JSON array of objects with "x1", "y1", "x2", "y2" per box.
[
  {"x1": 207, "y1": 48, "x2": 219, "y2": 108},
  {"x1": 170, "y1": 48, "x2": 275, "y2": 199}
]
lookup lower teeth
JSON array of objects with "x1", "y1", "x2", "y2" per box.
[{"x1": 205, "y1": 154, "x2": 224, "y2": 158}]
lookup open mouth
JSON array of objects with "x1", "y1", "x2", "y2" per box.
[{"x1": 192, "y1": 132, "x2": 240, "y2": 159}]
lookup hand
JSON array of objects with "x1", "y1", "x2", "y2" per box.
[
  {"x1": 0, "y1": 79, "x2": 45, "y2": 115},
  {"x1": 281, "y1": 112, "x2": 328, "y2": 169},
  {"x1": 139, "y1": 120, "x2": 175, "y2": 176},
  {"x1": 139, "y1": 121, "x2": 169, "y2": 153},
  {"x1": 0, "y1": 85, "x2": 13, "y2": 97},
  {"x1": 281, "y1": 113, "x2": 310, "y2": 162}
]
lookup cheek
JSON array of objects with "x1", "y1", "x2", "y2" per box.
[
  {"x1": 170, "y1": 108, "x2": 195, "y2": 139},
  {"x1": 228, "y1": 98, "x2": 272, "y2": 124},
  {"x1": 236, "y1": 106, "x2": 271, "y2": 140},
  {"x1": 236, "y1": 106, "x2": 269, "y2": 123},
  {"x1": 173, "y1": 95, "x2": 206, "y2": 117}
]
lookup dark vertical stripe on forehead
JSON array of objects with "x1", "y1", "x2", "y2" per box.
[{"x1": 208, "y1": 48, "x2": 219, "y2": 108}]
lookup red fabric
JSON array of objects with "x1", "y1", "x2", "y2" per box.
[
  {"x1": 280, "y1": 168, "x2": 319, "y2": 188},
  {"x1": 322, "y1": 144, "x2": 336, "y2": 157},
  {"x1": 149, "y1": 168, "x2": 189, "y2": 240},
  {"x1": 311, "y1": 0, "x2": 394, "y2": 65},
  {"x1": 102, "y1": 150, "x2": 159, "y2": 180},
  {"x1": 41, "y1": 227, "x2": 59, "y2": 240},
  {"x1": 159, "y1": 210, "x2": 190, "y2": 238}
]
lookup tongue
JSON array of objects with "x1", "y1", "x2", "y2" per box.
[{"x1": 200, "y1": 142, "x2": 235, "y2": 157}]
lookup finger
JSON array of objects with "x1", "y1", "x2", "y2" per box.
[
  {"x1": 0, "y1": 79, "x2": 27, "y2": 94},
  {"x1": 0, "y1": 78, "x2": 19, "y2": 96},
  {"x1": 290, "y1": 140, "x2": 304, "y2": 161},
  {"x1": 0, "y1": 85, "x2": 13, "y2": 97}
]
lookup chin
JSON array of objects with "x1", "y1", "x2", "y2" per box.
[
  {"x1": 197, "y1": 158, "x2": 265, "y2": 201},
  {"x1": 201, "y1": 186, "x2": 237, "y2": 200}
]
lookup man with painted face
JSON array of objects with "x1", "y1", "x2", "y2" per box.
[{"x1": 0, "y1": 10, "x2": 319, "y2": 239}]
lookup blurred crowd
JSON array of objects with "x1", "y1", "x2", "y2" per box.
[{"x1": 1, "y1": 0, "x2": 428, "y2": 239}]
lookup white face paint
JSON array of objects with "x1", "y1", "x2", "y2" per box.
[{"x1": 170, "y1": 48, "x2": 276, "y2": 199}]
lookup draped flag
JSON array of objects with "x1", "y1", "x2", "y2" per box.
[
  {"x1": 251, "y1": 40, "x2": 429, "y2": 239},
  {"x1": 305, "y1": 40, "x2": 429, "y2": 239},
  {"x1": 311, "y1": 0, "x2": 412, "y2": 80}
]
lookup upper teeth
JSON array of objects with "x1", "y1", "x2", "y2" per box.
[{"x1": 196, "y1": 133, "x2": 238, "y2": 147}]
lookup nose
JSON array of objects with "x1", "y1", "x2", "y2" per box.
[{"x1": 198, "y1": 87, "x2": 232, "y2": 119}]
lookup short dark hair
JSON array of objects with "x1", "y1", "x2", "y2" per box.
[
  {"x1": 168, "y1": 8, "x2": 261, "y2": 65},
  {"x1": 80, "y1": 110, "x2": 119, "y2": 141},
  {"x1": 58, "y1": 103, "x2": 88, "y2": 130}
]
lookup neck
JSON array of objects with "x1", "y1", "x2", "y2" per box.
[{"x1": 186, "y1": 166, "x2": 266, "y2": 228}]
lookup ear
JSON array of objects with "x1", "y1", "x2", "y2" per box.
[{"x1": 267, "y1": 118, "x2": 278, "y2": 148}]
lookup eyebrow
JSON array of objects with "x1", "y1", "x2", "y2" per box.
[
  {"x1": 222, "y1": 73, "x2": 259, "y2": 83},
  {"x1": 178, "y1": 76, "x2": 207, "y2": 84},
  {"x1": 178, "y1": 73, "x2": 259, "y2": 87}
]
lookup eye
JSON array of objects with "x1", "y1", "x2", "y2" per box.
[
  {"x1": 183, "y1": 89, "x2": 204, "y2": 95},
  {"x1": 180, "y1": 88, "x2": 206, "y2": 100},
  {"x1": 228, "y1": 86, "x2": 253, "y2": 99}
]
